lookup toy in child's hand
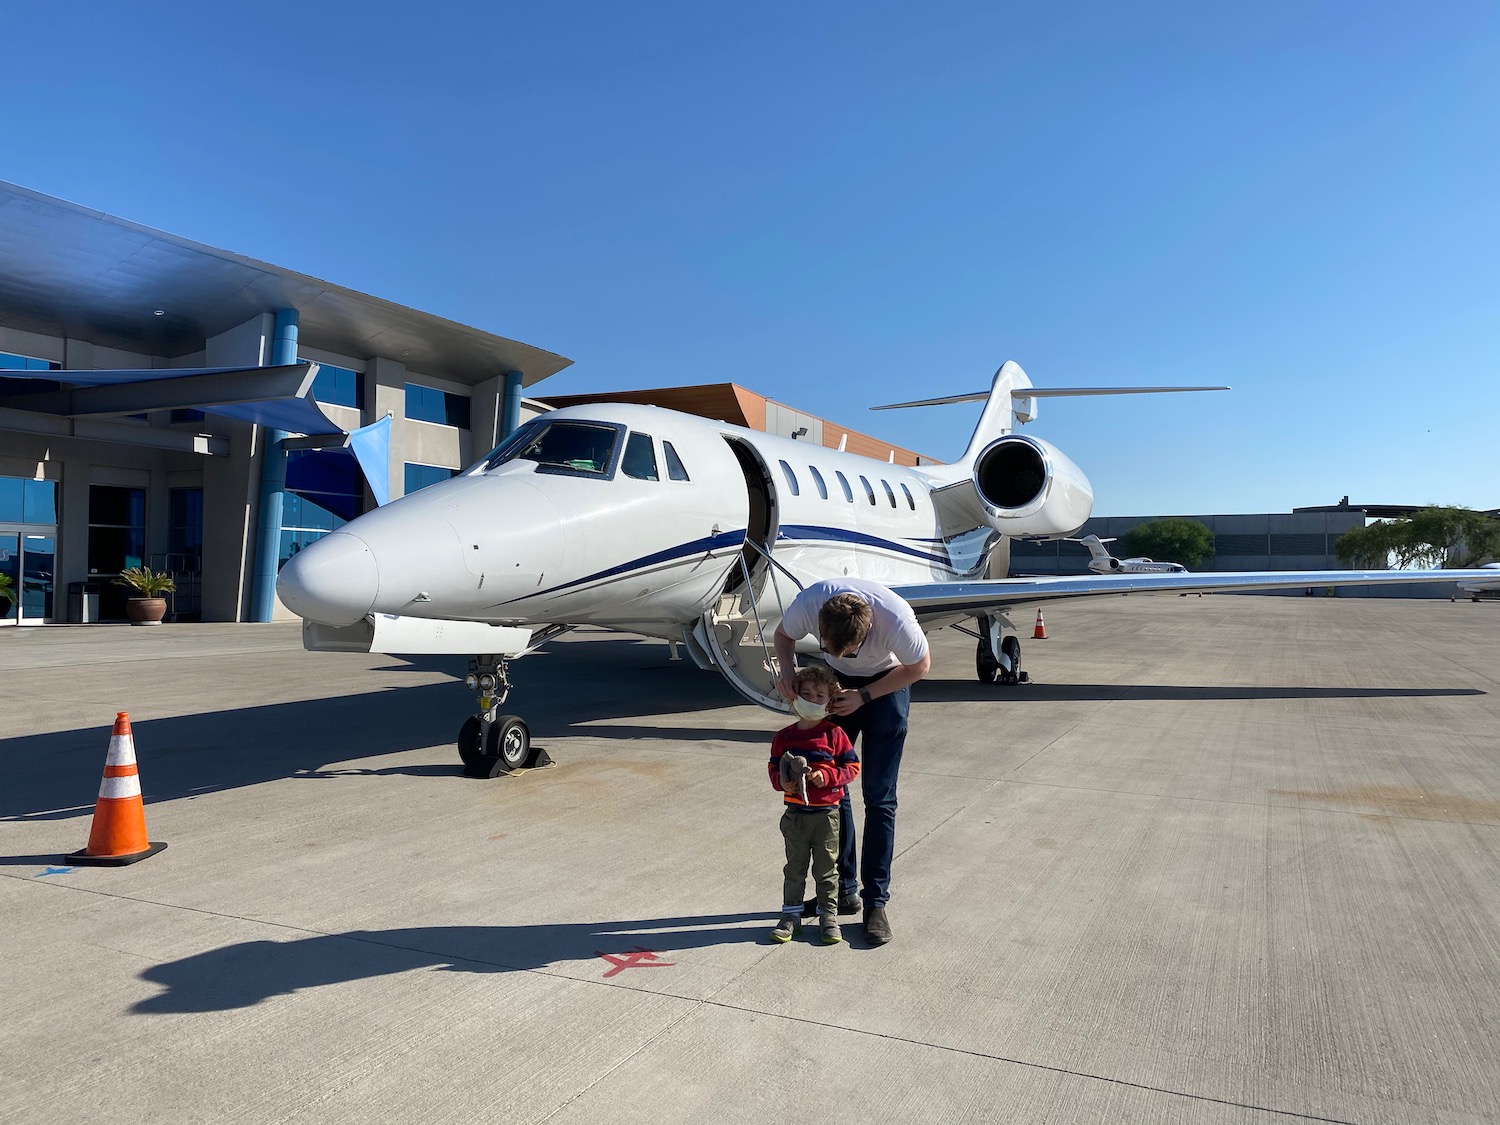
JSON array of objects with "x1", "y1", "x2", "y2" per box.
[{"x1": 779, "y1": 753, "x2": 810, "y2": 804}]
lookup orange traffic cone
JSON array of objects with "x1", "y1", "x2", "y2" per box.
[
  {"x1": 1032, "y1": 608, "x2": 1047, "y2": 639},
  {"x1": 65, "y1": 713, "x2": 166, "y2": 866}
]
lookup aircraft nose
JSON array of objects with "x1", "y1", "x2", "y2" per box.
[{"x1": 276, "y1": 530, "x2": 379, "y2": 626}]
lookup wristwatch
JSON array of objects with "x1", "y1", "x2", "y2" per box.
[{"x1": 859, "y1": 688, "x2": 873, "y2": 705}]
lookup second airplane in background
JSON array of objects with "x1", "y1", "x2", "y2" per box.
[{"x1": 1067, "y1": 534, "x2": 1189, "y2": 575}]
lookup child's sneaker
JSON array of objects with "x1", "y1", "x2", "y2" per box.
[
  {"x1": 820, "y1": 916, "x2": 843, "y2": 945},
  {"x1": 769, "y1": 914, "x2": 801, "y2": 943}
]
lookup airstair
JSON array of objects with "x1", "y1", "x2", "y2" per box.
[{"x1": 684, "y1": 539, "x2": 804, "y2": 711}]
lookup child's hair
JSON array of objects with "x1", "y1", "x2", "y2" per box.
[{"x1": 793, "y1": 663, "x2": 843, "y2": 695}]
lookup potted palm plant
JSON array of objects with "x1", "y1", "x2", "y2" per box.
[
  {"x1": 0, "y1": 572, "x2": 14, "y2": 621},
  {"x1": 113, "y1": 566, "x2": 176, "y2": 626}
]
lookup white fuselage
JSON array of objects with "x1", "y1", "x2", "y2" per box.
[
  {"x1": 1457, "y1": 562, "x2": 1500, "y2": 595},
  {"x1": 276, "y1": 402, "x2": 1092, "y2": 639}
]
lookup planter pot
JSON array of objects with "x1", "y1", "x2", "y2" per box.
[{"x1": 125, "y1": 597, "x2": 167, "y2": 626}]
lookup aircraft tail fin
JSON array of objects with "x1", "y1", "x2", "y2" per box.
[
  {"x1": 871, "y1": 362, "x2": 1227, "y2": 469},
  {"x1": 1065, "y1": 534, "x2": 1116, "y2": 562}
]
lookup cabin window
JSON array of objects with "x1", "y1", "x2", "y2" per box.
[
  {"x1": 859, "y1": 475, "x2": 876, "y2": 505},
  {"x1": 623, "y1": 432, "x2": 660, "y2": 481},
  {"x1": 881, "y1": 480, "x2": 898, "y2": 508},
  {"x1": 779, "y1": 460, "x2": 800, "y2": 497},
  {"x1": 663, "y1": 441, "x2": 691, "y2": 481},
  {"x1": 835, "y1": 471, "x2": 854, "y2": 502},
  {"x1": 485, "y1": 418, "x2": 622, "y2": 479},
  {"x1": 900, "y1": 483, "x2": 916, "y2": 510},
  {"x1": 808, "y1": 465, "x2": 828, "y2": 500}
]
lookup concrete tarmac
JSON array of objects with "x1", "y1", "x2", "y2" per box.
[{"x1": 2, "y1": 596, "x2": 1498, "y2": 1124}]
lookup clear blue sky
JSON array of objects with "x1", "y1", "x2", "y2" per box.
[{"x1": 7, "y1": 2, "x2": 1497, "y2": 515}]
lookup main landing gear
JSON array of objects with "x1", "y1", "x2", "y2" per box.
[{"x1": 972, "y1": 614, "x2": 1029, "y2": 686}]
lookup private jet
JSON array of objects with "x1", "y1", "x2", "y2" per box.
[
  {"x1": 276, "y1": 360, "x2": 1495, "y2": 774},
  {"x1": 1066, "y1": 534, "x2": 1189, "y2": 575},
  {"x1": 1457, "y1": 562, "x2": 1500, "y2": 602}
]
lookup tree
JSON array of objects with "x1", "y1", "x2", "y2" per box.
[
  {"x1": 1335, "y1": 506, "x2": 1500, "y2": 569},
  {"x1": 1121, "y1": 518, "x2": 1215, "y2": 568}
]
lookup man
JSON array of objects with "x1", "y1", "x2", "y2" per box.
[{"x1": 772, "y1": 578, "x2": 931, "y2": 946}]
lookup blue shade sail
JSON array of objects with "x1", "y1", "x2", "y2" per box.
[{"x1": 347, "y1": 415, "x2": 392, "y2": 506}]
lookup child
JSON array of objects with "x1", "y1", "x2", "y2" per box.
[{"x1": 767, "y1": 664, "x2": 861, "y2": 944}]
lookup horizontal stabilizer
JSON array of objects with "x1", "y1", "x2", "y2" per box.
[{"x1": 872, "y1": 386, "x2": 1228, "y2": 410}]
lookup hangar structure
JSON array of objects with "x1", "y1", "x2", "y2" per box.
[{"x1": 0, "y1": 181, "x2": 571, "y2": 624}]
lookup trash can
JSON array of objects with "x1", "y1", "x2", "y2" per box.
[{"x1": 67, "y1": 581, "x2": 101, "y2": 624}]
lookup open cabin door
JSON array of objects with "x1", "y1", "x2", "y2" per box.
[{"x1": 684, "y1": 437, "x2": 801, "y2": 711}]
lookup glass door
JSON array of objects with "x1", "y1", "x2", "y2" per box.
[
  {"x1": 0, "y1": 529, "x2": 55, "y2": 624},
  {"x1": 0, "y1": 533, "x2": 17, "y2": 623}
]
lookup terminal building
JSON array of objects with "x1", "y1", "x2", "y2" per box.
[{"x1": 0, "y1": 183, "x2": 925, "y2": 626}]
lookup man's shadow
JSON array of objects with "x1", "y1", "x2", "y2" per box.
[{"x1": 133, "y1": 913, "x2": 771, "y2": 1013}]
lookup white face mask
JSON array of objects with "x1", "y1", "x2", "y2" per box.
[{"x1": 791, "y1": 694, "x2": 828, "y2": 722}]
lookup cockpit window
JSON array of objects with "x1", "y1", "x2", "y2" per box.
[
  {"x1": 622, "y1": 432, "x2": 660, "y2": 481},
  {"x1": 483, "y1": 418, "x2": 622, "y2": 478},
  {"x1": 663, "y1": 441, "x2": 691, "y2": 481}
]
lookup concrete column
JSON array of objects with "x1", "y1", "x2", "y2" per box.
[
  {"x1": 369, "y1": 356, "x2": 407, "y2": 499},
  {"x1": 470, "y1": 374, "x2": 504, "y2": 455}
]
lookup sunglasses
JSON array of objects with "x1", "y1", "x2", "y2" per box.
[{"x1": 819, "y1": 641, "x2": 861, "y2": 659}]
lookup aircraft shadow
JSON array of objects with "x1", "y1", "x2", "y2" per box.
[
  {"x1": 132, "y1": 914, "x2": 770, "y2": 1013},
  {"x1": 918, "y1": 681, "x2": 1487, "y2": 703},
  {"x1": 0, "y1": 637, "x2": 754, "y2": 822}
]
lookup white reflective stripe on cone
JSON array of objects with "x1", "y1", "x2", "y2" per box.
[
  {"x1": 98, "y1": 774, "x2": 142, "y2": 800},
  {"x1": 104, "y1": 735, "x2": 137, "y2": 768}
]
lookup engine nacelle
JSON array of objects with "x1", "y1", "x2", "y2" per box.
[{"x1": 971, "y1": 435, "x2": 1093, "y2": 537}]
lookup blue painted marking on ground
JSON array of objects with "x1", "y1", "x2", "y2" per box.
[{"x1": 35, "y1": 866, "x2": 76, "y2": 877}]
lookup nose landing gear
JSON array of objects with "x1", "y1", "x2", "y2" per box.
[
  {"x1": 973, "y1": 614, "x2": 1029, "y2": 686},
  {"x1": 457, "y1": 653, "x2": 549, "y2": 777}
]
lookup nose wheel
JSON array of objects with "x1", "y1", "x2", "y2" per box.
[{"x1": 975, "y1": 631, "x2": 1028, "y2": 686}]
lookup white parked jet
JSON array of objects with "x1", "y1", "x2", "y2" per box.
[
  {"x1": 276, "y1": 360, "x2": 1495, "y2": 773},
  {"x1": 1457, "y1": 561, "x2": 1500, "y2": 601},
  {"x1": 1066, "y1": 534, "x2": 1189, "y2": 575}
]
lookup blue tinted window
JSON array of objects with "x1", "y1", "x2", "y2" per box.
[
  {"x1": 170, "y1": 408, "x2": 206, "y2": 424},
  {"x1": 406, "y1": 383, "x2": 470, "y2": 428},
  {"x1": 0, "y1": 477, "x2": 22, "y2": 522},
  {"x1": 309, "y1": 362, "x2": 364, "y2": 409},
  {"x1": 168, "y1": 488, "x2": 203, "y2": 572},
  {"x1": 405, "y1": 463, "x2": 457, "y2": 494},
  {"x1": 24, "y1": 479, "x2": 57, "y2": 523},
  {"x1": 0, "y1": 351, "x2": 60, "y2": 371},
  {"x1": 808, "y1": 466, "x2": 828, "y2": 499},
  {"x1": 494, "y1": 419, "x2": 622, "y2": 479}
]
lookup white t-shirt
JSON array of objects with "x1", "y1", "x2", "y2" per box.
[{"x1": 779, "y1": 578, "x2": 928, "y2": 679}]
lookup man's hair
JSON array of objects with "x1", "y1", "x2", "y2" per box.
[
  {"x1": 818, "y1": 593, "x2": 873, "y2": 655},
  {"x1": 793, "y1": 663, "x2": 843, "y2": 695}
]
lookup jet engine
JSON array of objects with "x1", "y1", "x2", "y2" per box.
[{"x1": 969, "y1": 435, "x2": 1094, "y2": 537}]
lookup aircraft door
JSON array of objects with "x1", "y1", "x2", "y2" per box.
[{"x1": 689, "y1": 437, "x2": 796, "y2": 711}]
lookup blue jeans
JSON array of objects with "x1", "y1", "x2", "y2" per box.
[{"x1": 831, "y1": 678, "x2": 909, "y2": 908}]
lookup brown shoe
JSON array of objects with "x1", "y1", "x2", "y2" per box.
[{"x1": 863, "y1": 905, "x2": 892, "y2": 945}]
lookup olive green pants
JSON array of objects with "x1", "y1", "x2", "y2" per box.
[{"x1": 781, "y1": 807, "x2": 840, "y2": 916}]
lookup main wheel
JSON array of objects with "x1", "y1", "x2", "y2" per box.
[
  {"x1": 999, "y1": 635, "x2": 1022, "y2": 686},
  {"x1": 492, "y1": 714, "x2": 532, "y2": 770},
  {"x1": 457, "y1": 714, "x2": 533, "y2": 772},
  {"x1": 976, "y1": 637, "x2": 999, "y2": 684}
]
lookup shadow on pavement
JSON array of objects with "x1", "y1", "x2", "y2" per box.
[
  {"x1": 917, "y1": 680, "x2": 1487, "y2": 703},
  {"x1": 0, "y1": 636, "x2": 754, "y2": 821},
  {"x1": 133, "y1": 914, "x2": 770, "y2": 1012}
]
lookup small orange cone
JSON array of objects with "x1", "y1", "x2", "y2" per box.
[
  {"x1": 66, "y1": 713, "x2": 166, "y2": 866},
  {"x1": 1032, "y1": 608, "x2": 1047, "y2": 639}
]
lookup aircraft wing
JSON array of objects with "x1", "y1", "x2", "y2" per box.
[{"x1": 889, "y1": 569, "x2": 1495, "y2": 624}]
